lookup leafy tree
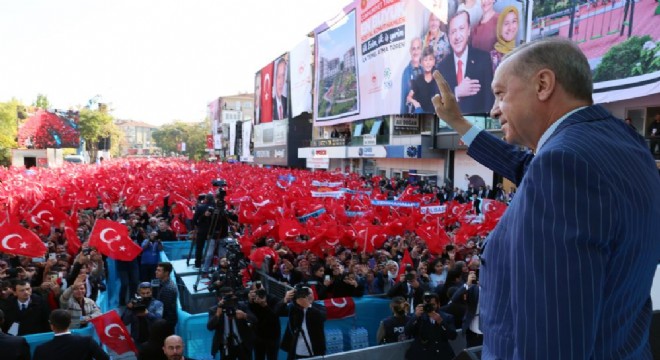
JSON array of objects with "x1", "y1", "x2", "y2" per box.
[
  {"x1": 33, "y1": 94, "x2": 50, "y2": 110},
  {"x1": 593, "y1": 35, "x2": 652, "y2": 82},
  {"x1": 152, "y1": 118, "x2": 210, "y2": 160},
  {"x1": 0, "y1": 99, "x2": 23, "y2": 166},
  {"x1": 78, "y1": 108, "x2": 120, "y2": 162}
]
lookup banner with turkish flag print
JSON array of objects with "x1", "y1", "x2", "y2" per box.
[
  {"x1": 90, "y1": 310, "x2": 138, "y2": 355},
  {"x1": 323, "y1": 297, "x2": 356, "y2": 319},
  {"x1": 260, "y1": 62, "x2": 274, "y2": 123},
  {"x1": 88, "y1": 219, "x2": 142, "y2": 261},
  {"x1": 0, "y1": 222, "x2": 47, "y2": 257}
]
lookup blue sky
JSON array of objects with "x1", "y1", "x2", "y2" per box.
[{"x1": 0, "y1": 0, "x2": 348, "y2": 125}]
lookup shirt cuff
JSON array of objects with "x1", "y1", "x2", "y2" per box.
[{"x1": 461, "y1": 125, "x2": 483, "y2": 147}]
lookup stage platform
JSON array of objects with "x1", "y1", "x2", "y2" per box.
[
  {"x1": 171, "y1": 258, "x2": 200, "y2": 277},
  {"x1": 177, "y1": 273, "x2": 217, "y2": 314}
]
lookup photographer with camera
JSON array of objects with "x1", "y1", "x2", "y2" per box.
[
  {"x1": 247, "y1": 281, "x2": 280, "y2": 360},
  {"x1": 141, "y1": 231, "x2": 164, "y2": 282},
  {"x1": 405, "y1": 292, "x2": 457, "y2": 360},
  {"x1": 276, "y1": 285, "x2": 326, "y2": 360},
  {"x1": 445, "y1": 270, "x2": 481, "y2": 347},
  {"x1": 192, "y1": 193, "x2": 214, "y2": 269},
  {"x1": 121, "y1": 282, "x2": 163, "y2": 347},
  {"x1": 207, "y1": 287, "x2": 256, "y2": 360},
  {"x1": 194, "y1": 181, "x2": 239, "y2": 274}
]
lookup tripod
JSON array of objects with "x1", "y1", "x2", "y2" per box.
[{"x1": 193, "y1": 200, "x2": 227, "y2": 292}]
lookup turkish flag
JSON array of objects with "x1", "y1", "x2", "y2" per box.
[
  {"x1": 481, "y1": 199, "x2": 507, "y2": 222},
  {"x1": 171, "y1": 216, "x2": 186, "y2": 235},
  {"x1": 323, "y1": 297, "x2": 356, "y2": 319},
  {"x1": 30, "y1": 202, "x2": 67, "y2": 228},
  {"x1": 249, "y1": 246, "x2": 279, "y2": 269},
  {"x1": 90, "y1": 310, "x2": 138, "y2": 355},
  {"x1": 0, "y1": 222, "x2": 47, "y2": 258},
  {"x1": 278, "y1": 217, "x2": 305, "y2": 240},
  {"x1": 417, "y1": 223, "x2": 451, "y2": 255},
  {"x1": 64, "y1": 222, "x2": 82, "y2": 256},
  {"x1": 396, "y1": 249, "x2": 414, "y2": 282},
  {"x1": 88, "y1": 219, "x2": 142, "y2": 261},
  {"x1": 260, "y1": 62, "x2": 274, "y2": 123}
]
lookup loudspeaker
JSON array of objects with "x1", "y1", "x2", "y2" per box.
[{"x1": 453, "y1": 346, "x2": 482, "y2": 360}]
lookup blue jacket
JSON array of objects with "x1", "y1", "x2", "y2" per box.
[{"x1": 470, "y1": 105, "x2": 660, "y2": 359}]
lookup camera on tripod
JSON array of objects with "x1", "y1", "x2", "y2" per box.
[
  {"x1": 221, "y1": 294, "x2": 237, "y2": 317},
  {"x1": 212, "y1": 179, "x2": 227, "y2": 203}
]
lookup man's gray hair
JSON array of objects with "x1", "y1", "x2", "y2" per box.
[{"x1": 504, "y1": 38, "x2": 593, "y2": 104}]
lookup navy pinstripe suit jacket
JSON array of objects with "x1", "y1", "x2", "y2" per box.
[{"x1": 468, "y1": 105, "x2": 660, "y2": 359}]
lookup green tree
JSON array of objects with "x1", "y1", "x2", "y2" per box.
[
  {"x1": 152, "y1": 119, "x2": 210, "y2": 160},
  {"x1": 0, "y1": 99, "x2": 23, "y2": 166},
  {"x1": 33, "y1": 94, "x2": 50, "y2": 109},
  {"x1": 593, "y1": 35, "x2": 652, "y2": 82},
  {"x1": 78, "y1": 108, "x2": 120, "y2": 162}
]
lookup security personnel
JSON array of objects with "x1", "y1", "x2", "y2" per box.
[{"x1": 376, "y1": 297, "x2": 411, "y2": 344}]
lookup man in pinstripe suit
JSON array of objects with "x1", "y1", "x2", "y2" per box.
[{"x1": 431, "y1": 38, "x2": 660, "y2": 359}]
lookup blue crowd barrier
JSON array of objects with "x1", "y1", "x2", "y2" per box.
[
  {"x1": 158, "y1": 241, "x2": 392, "y2": 360},
  {"x1": 23, "y1": 240, "x2": 393, "y2": 359}
]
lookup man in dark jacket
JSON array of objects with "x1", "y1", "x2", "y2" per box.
[
  {"x1": 33, "y1": 309, "x2": 109, "y2": 360},
  {"x1": 247, "y1": 284, "x2": 280, "y2": 360},
  {"x1": 207, "y1": 287, "x2": 256, "y2": 360},
  {"x1": 0, "y1": 280, "x2": 51, "y2": 335},
  {"x1": 405, "y1": 292, "x2": 457, "y2": 360},
  {"x1": 276, "y1": 286, "x2": 326, "y2": 359},
  {"x1": 0, "y1": 309, "x2": 31, "y2": 360}
]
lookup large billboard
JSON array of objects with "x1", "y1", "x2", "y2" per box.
[
  {"x1": 18, "y1": 109, "x2": 80, "y2": 149},
  {"x1": 289, "y1": 38, "x2": 314, "y2": 118},
  {"x1": 254, "y1": 120, "x2": 288, "y2": 148},
  {"x1": 531, "y1": 0, "x2": 660, "y2": 101},
  {"x1": 313, "y1": 0, "x2": 526, "y2": 126},
  {"x1": 255, "y1": 53, "x2": 290, "y2": 124}
]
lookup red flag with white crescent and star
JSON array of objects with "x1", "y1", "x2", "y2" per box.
[
  {"x1": 88, "y1": 219, "x2": 142, "y2": 261},
  {"x1": 0, "y1": 222, "x2": 47, "y2": 258},
  {"x1": 90, "y1": 310, "x2": 138, "y2": 355},
  {"x1": 323, "y1": 297, "x2": 356, "y2": 319}
]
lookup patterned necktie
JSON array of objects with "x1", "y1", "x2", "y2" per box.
[{"x1": 457, "y1": 59, "x2": 464, "y2": 85}]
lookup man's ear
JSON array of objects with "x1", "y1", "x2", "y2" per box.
[{"x1": 536, "y1": 69, "x2": 556, "y2": 102}]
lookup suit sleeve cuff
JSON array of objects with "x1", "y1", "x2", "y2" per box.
[{"x1": 461, "y1": 125, "x2": 483, "y2": 147}]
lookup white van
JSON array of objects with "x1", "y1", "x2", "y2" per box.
[{"x1": 64, "y1": 155, "x2": 86, "y2": 164}]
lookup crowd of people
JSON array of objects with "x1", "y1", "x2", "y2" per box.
[{"x1": 0, "y1": 156, "x2": 502, "y2": 360}]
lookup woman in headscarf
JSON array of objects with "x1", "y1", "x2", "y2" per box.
[{"x1": 490, "y1": 5, "x2": 520, "y2": 72}]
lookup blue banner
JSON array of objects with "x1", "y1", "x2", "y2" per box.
[
  {"x1": 345, "y1": 211, "x2": 366, "y2": 217},
  {"x1": 371, "y1": 200, "x2": 420, "y2": 208},
  {"x1": 297, "y1": 208, "x2": 326, "y2": 223}
]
